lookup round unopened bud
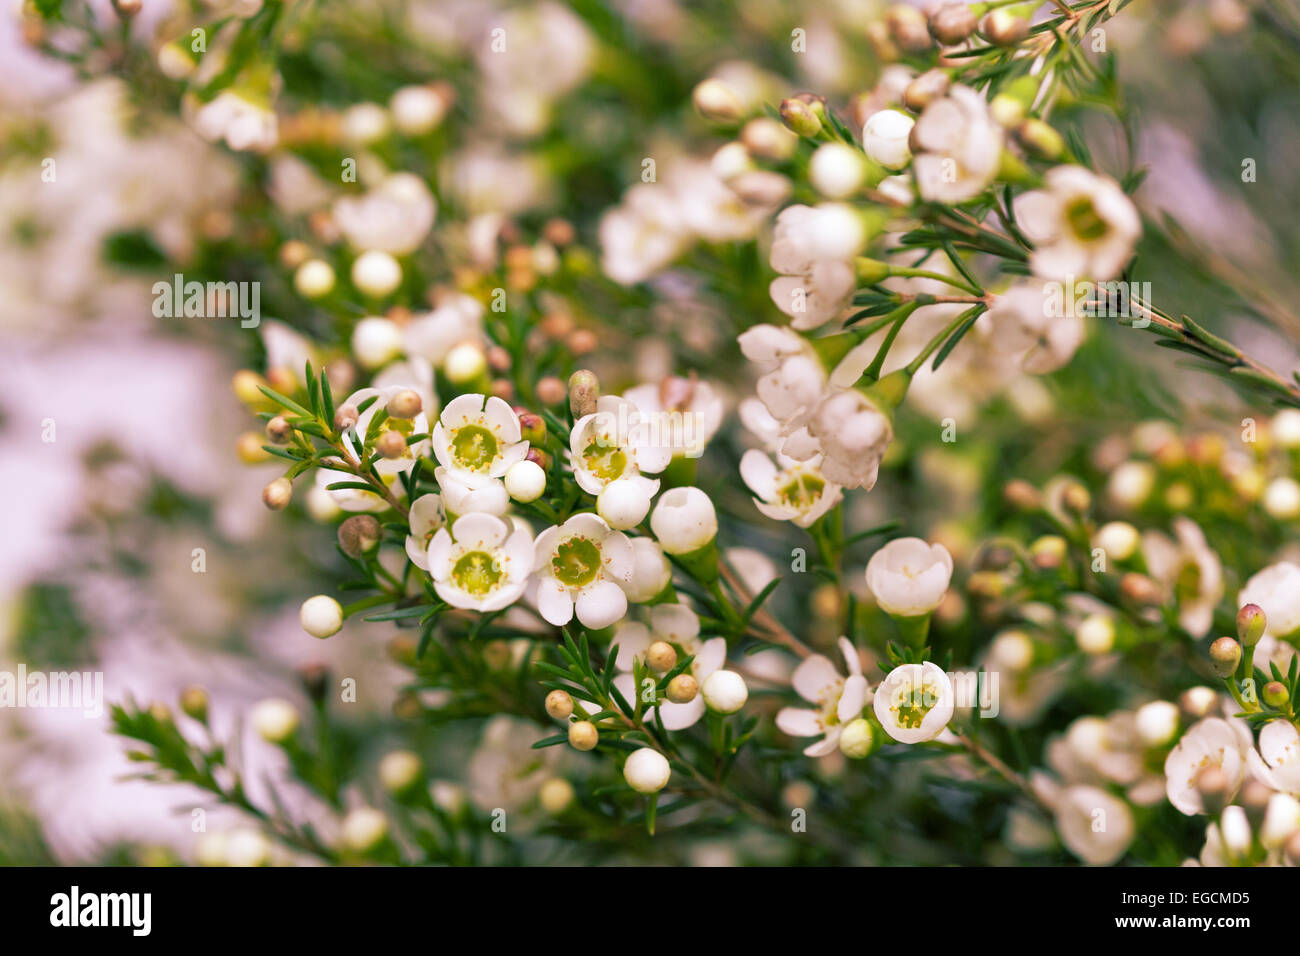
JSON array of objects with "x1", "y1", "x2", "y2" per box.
[
  {"x1": 545, "y1": 689, "x2": 574, "y2": 720},
  {"x1": 701, "y1": 670, "x2": 748, "y2": 714},
  {"x1": 386, "y1": 389, "x2": 422, "y2": 419},
  {"x1": 862, "y1": 109, "x2": 914, "y2": 170},
  {"x1": 340, "y1": 807, "x2": 388, "y2": 853},
  {"x1": 568, "y1": 369, "x2": 599, "y2": 419},
  {"x1": 597, "y1": 478, "x2": 651, "y2": 530},
  {"x1": 265, "y1": 416, "x2": 293, "y2": 444},
  {"x1": 1134, "y1": 700, "x2": 1178, "y2": 747},
  {"x1": 839, "y1": 718, "x2": 874, "y2": 758},
  {"x1": 666, "y1": 673, "x2": 699, "y2": 704},
  {"x1": 693, "y1": 78, "x2": 744, "y2": 123},
  {"x1": 517, "y1": 411, "x2": 546, "y2": 446},
  {"x1": 504, "y1": 460, "x2": 547, "y2": 503},
  {"x1": 568, "y1": 720, "x2": 598, "y2": 751},
  {"x1": 928, "y1": 2, "x2": 977, "y2": 44},
  {"x1": 334, "y1": 404, "x2": 359, "y2": 432},
  {"x1": 1057, "y1": 479, "x2": 1091, "y2": 516},
  {"x1": 1264, "y1": 477, "x2": 1300, "y2": 520},
  {"x1": 741, "y1": 117, "x2": 798, "y2": 160},
  {"x1": 389, "y1": 84, "x2": 449, "y2": 136},
  {"x1": 809, "y1": 142, "x2": 866, "y2": 199},
  {"x1": 1180, "y1": 686, "x2": 1218, "y2": 719},
  {"x1": 1241, "y1": 779, "x2": 1273, "y2": 830},
  {"x1": 526, "y1": 447, "x2": 553, "y2": 472},
  {"x1": 251, "y1": 698, "x2": 299, "y2": 743},
  {"x1": 1016, "y1": 118, "x2": 1066, "y2": 160},
  {"x1": 539, "y1": 777, "x2": 575, "y2": 813},
  {"x1": 379, "y1": 751, "x2": 423, "y2": 794},
  {"x1": 623, "y1": 748, "x2": 671, "y2": 794},
  {"x1": 262, "y1": 477, "x2": 293, "y2": 511},
  {"x1": 647, "y1": 641, "x2": 677, "y2": 674},
  {"x1": 338, "y1": 514, "x2": 381, "y2": 558},
  {"x1": 1209, "y1": 637, "x2": 1242, "y2": 678},
  {"x1": 779, "y1": 97, "x2": 822, "y2": 138},
  {"x1": 351, "y1": 316, "x2": 403, "y2": 369},
  {"x1": 887, "y1": 4, "x2": 933, "y2": 52},
  {"x1": 1093, "y1": 521, "x2": 1139, "y2": 562},
  {"x1": 1264, "y1": 681, "x2": 1291, "y2": 709},
  {"x1": 1196, "y1": 765, "x2": 1232, "y2": 816},
  {"x1": 1238, "y1": 604, "x2": 1267, "y2": 648},
  {"x1": 903, "y1": 69, "x2": 951, "y2": 113},
  {"x1": 352, "y1": 250, "x2": 402, "y2": 298},
  {"x1": 1029, "y1": 535, "x2": 1067, "y2": 570},
  {"x1": 300, "y1": 594, "x2": 344, "y2": 638},
  {"x1": 444, "y1": 342, "x2": 487, "y2": 384},
  {"x1": 179, "y1": 685, "x2": 209, "y2": 722},
  {"x1": 980, "y1": 8, "x2": 1030, "y2": 46},
  {"x1": 1076, "y1": 614, "x2": 1115, "y2": 655},
  {"x1": 650, "y1": 486, "x2": 718, "y2": 555},
  {"x1": 536, "y1": 376, "x2": 567, "y2": 406},
  {"x1": 294, "y1": 258, "x2": 335, "y2": 299},
  {"x1": 377, "y1": 429, "x2": 408, "y2": 459}
]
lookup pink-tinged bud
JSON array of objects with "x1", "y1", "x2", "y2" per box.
[
  {"x1": 1208, "y1": 637, "x2": 1241, "y2": 678},
  {"x1": 1264, "y1": 681, "x2": 1290, "y2": 709},
  {"x1": 1237, "y1": 603, "x2": 1267, "y2": 647},
  {"x1": 536, "y1": 376, "x2": 567, "y2": 406},
  {"x1": 516, "y1": 411, "x2": 547, "y2": 446},
  {"x1": 386, "y1": 389, "x2": 422, "y2": 419},
  {"x1": 568, "y1": 369, "x2": 599, "y2": 418},
  {"x1": 526, "y1": 447, "x2": 553, "y2": 472},
  {"x1": 779, "y1": 98, "x2": 822, "y2": 138},
  {"x1": 886, "y1": 4, "x2": 933, "y2": 52}
]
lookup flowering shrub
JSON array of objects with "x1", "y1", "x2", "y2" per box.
[{"x1": 6, "y1": 0, "x2": 1300, "y2": 869}]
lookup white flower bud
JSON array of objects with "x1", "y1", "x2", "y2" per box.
[
  {"x1": 809, "y1": 142, "x2": 866, "y2": 199},
  {"x1": 650, "y1": 486, "x2": 718, "y2": 555},
  {"x1": 444, "y1": 341, "x2": 487, "y2": 383},
  {"x1": 1107, "y1": 461, "x2": 1154, "y2": 509},
  {"x1": 1134, "y1": 700, "x2": 1179, "y2": 747},
  {"x1": 692, "y1": 78, "x2": 744, "y2": 123},
  {"x1": 340, "y1": 806, "x2": 389, "y2": 853},
  {"x1": 300, "y1": 594, "x2": 343, "y2": 638},
  {"x1": 1262, "y1": 792, "x2": 1300, "y2": 849},
  {"x1": 250, "y1": 697, "x2": 299, "y2": 743},
  {"x1": 597, "y1": 478, "x2": 652, "y2": 530},
  {"x1": 351, "y1": 249, "x2": 402, "y2": 298},
  {"x1": 1273, "y1": 409, "x2": 1300, "y2": 449},
  {"x1": 341, "y1": 103, "x2": 389, "y2": 145},
  {"x1": 865, "y1": 538, "x2": 953, "y2": 618},
  {"x1": 839, "y1": 717, "x2": 874, "y2": 758},
  {"x1": 701, "y1": 669, "x2": 748, "y2": 714},
  {"x1": 539, "y1": 777, "x2": 575, "y2": 814},
  {"x1": 294, "y1": 259, "x2": 335, "y2": 299},
  {"x1": 711, "y1": 141, "x2": 752, "y2": 182},
  {"x1": 378, "y1": 750, "x2": 423, "y2": 794},
  {"x1": 624, "y1": 537, "x2": 672, "y2": 603},
  {"x1": 504, "y1": 460, "x2": 546, "y2": 503},
  {"x1": 1264, "y1": 477, "x2": 1300, "y2": 520},
  {"x1": 623, "y1": 747, "x2": 671, "y2": 793},
  {"x1": 990, "y1": 629, "x2": 1034, "y2": 672},
  {"x1": 1219, "y1": 805, "x2": 1252, "y2": 855},
  {"x1": 351, "y1": 316, "x2": 403, "y2": 369},
  {"x1": 862, "y1": 109, "x2": 914, "y2": 170},
  {"x1": 389, "y1": 85, "x2": 448, "y2": 137},
  {"x1": 224, "y1": 828, "x2": 271, "y2": 868},
  {"x1": 1093, "y1": 520, "x2": 1140, "y2": 561},
  {"x1": 1075, "y1": 614, "x2": 1115, "y2": 655}
]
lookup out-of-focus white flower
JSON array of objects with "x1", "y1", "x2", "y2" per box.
[
  {"x1": 739, "y1": 448, "x2": 842, "y2": 528},
  {"x1": 786, "y1": 387, "x2": 893, "y2": 489},
  {"x1": 294, "y1": 259, "x2": 336, "y2": 299},
  {"x1": 1273, "y1": 409, "x2": 1300, "y2": 448},
  {"x1": 1054, "y1": 785, "x2": 1135, "y2": 866},
  {"x1": 1255, "y1": 720, "x2": 1300, "y2": 795},
  {"x1": 862, "y1": 109, "x2": 914, "y2": 170},
  {"x1": 911, "y1": 85, "x2": 1002, "y2": 203},
  {"x1": 776, "y1": 637, "x2": 869, "y2": 756},
  {"x1": 873, "y1": 661, "x2": 955, "y2": 744},
  {"x1": 351, "y1": 249, "x2": 402, "y2": 298},
  {"x1": 1239, "y1": 562, "x2": 1300, "y2": 640},
  {"x1": 809, "y1": 142, "x2": 866, "y2": 199},
  {"x1": 866, "y1": 537, "x2": 954, "y2": 617},
  {"x1": 1015, "y1": 166, "x2": 1141, "y2": 280},
  {"x1": 1264, "y1": 477, "x2": 1300, "y2": 520},
  {"x1": 431, "y1": 394, "x2": 530, "y2": 490},
  {"x1": 1263, "y1": 792, "x2": 1300, "y2": 849},
  {"x1": 624, "y1": 748, "x2": 671, "y2": 793},
  {"x1": 1107, "y1": 460, "x2": 1155, "y2": 509},
  {"x1": 613, "y1": 605, "x2": 725, "y2": 729},
  {"x1": 389, "y1": 84, "x2": 450, "y2": 136},
  {"x1": 533, "y1": 514, "x2": 634, "y2": 629},
  {"x1": 622, "y1": 376, "x2": 726, "y2": 458},
  {"x1": 1134, "y1": 701, "x2": 1180, "y2": 748},
  {"x1": 250, "y1": 698, "x2": 299, "y2": 742},
  {"x1": 351, "y1": 316, "x2": 404, "y2": 369},
  {"x1": 404, "y1": 293, "x2": 485, "y2": 366},
  {"x1": 405, "y1": 494, "x2": 445, "y2": 570},
  {"x1": 333, "y1": 172, "x2": 436, "y2": 255},
  {"x1": 1164, "y1": 717, "x2": 1252, "y2": 815},
  {"x1": 1093, "y1": 521, "x2": 1140, "y2": 562},
  {"x1": 300, "y1": 595, "x2": 343, "y2": 638},
  {"x1": 1142, "y1": 518, "x2": 1223, "y2": 638},
  {"x1": 624, "y1": 537, "x2": 673, "y2": 603},
  {"x1": 599, "y1": 183, "x2": 690, "y2": 285},
  {"x1": 427, "y1": 513, "x2": 533, "y2": 612},
  {"x1": 650, "y1": 486, "x2": 718, "y2": 555},
  {"x1": 768, "y1": 204, "x2": 863, "y2": 330},
  {"x1": 193, "y1": 91, "x2": 278, "y2": 152},
  {"x1": 986, "y1": 283, "x2": 1084, "y2": 374},
  {"x1": 737, "y1": 324, "x2": 827, "y2": 429}
]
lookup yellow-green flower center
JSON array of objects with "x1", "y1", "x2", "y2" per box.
[
  {"x1": 777, "y1": 472, "x2": 824, "y2": 509},
  {"x1": 1065, "y1": 196, "x2": 1108, "y2": 242},
  {"x1": 582, "y1": 440, "x2": 627, "y2": 482},
  {"x1": 893, "y1": 680, "x2": 939, "y2": 730},
  {"x1": 551, "y1": 536, "x2": 602, "y2": 588},
  {"x1": 451, "y1": 550, "x2": 503, "y2": 596},
  {"x1": 451, "y1": 424, "x2": 500, "y2": 472}
]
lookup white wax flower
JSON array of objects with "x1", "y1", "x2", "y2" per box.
[
  {"x1": 333, "y1": 172, "x2": 436, "y2": 255},
  {"x1": 340, "y1": 807, "x2": 388, "y2": 852},
  {"x1": 533, "y1": 513, "x2": 634, "y2": 630},
  {"x1": 623, "y1": 748, "x2": 671, "y2": 794},
  {"x1": 404, "y1": 294, "x2": 485, "y2": 365},
  {"x1": 431, "y1": 393, "x2": 530, "y2": 490},
  {"x1": 1134, "y1": 701, "x2": 1179, "y2": 748},
  {"x1": 597, "y1": 477, "x2": 652, "y2": 530},
  {"x1": 390, "y1": 85, "x2": 448, "y2": 136},
  {"x1": 1141, "y1": 518, "x2": 1223, "y2": 639},
  {"x1": 1264, "y1": 477, "x2": 1300, "y2": 519},
  {"x1": 767, "y1": 204, "x2": 863, "y2": 330},
  {"x1": 985, "y1": 283, "x2": 1084, "y2": 374},
  {"x1": 1163, "y1": 717, "x2": 1251, "y2": 815},
  {"x1": 623, "y1": 537, "x2": 672, "y2": 603},
  {"x1": 611, "y1": 604, "x2": 724, "y2": 730},
  {"x1": 865, "y1": 537, "x2": 954, "y2": 617},
  {"x1": 792, "y1": 388, "x2": 893, "y2": 490},
  {"x1": 650, "y1": 486, "x2": 718, "y2": 555},
  {"x1": 300, "y1": 595, "x2": 343, "y2": 638},
  {"x1": 427, "y1": 513, "x2": 532, "y2": 612},
  {"x1": 404, "y1": 494, "x2": 445, "y2": 570},
  {"x1": 911, "y1": 85, "x2": 1002, "y2": 203},
  {"x1": 737, "y1": 325, "x2": 826, "y2": 429},
  {"x1": 569, "y1": 395, "x2": 670, "y2": 499},
  {"x1": 873, "y1": 661, "x2": 955, "y2": 744},
  {"x1": 193, "y1": 90, "x2": 278, "y2": 152},
  {"x1": 1255, "y1": 720, "x2": 1300, "y2": 795},
  {"x1": 435, "y1": 467, "x2": 509, "y2": 517},
  {"x1": 1107, "y1": 460, "x2": 1155, "y2": 509},
  {"x1": 504, "y1": 460, "x2": 547, "y2": 503},
  {"x1": 1014, "y1": 165, "x2": 1141, "y2": 280},
  {"x1": 739, "y1": 448, "x2": 842, "y2": 528},
  {"x1": 1054, "y1": 785, "x2": 1135, "y2": 866},
  {"x1": 598, "y1": 183, "x2": 690, "y2": 285},
  {"x1": 862, "y1": 109, "x2": 914, "y2": 170},
  {"x1": 776, "y1": 637, "x2": 870, "y2": 756},
  {"x1": 701, "y1": 670, "x2": 748, "y2": 714},
  {"x1": 1239, "y1": 562, "x2": 1300, "y2": 639}
]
